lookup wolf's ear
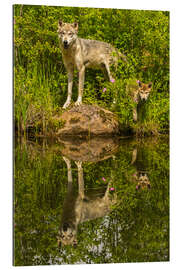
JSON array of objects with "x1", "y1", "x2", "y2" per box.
[
  {"x1": 148, "y1": 82, "x2": 152, "y2": 88},
  {"x1": 73, "y1": 239, "x2": 77, "y2": 247},
  {"x1": 57, "y1": 235, "x2": 62, "y2": 247},
  {"x1": 73, "y1": 22, "x2": 78, "y2": 30},
  {"x1": 58, "y1": 20, "x2": 63, "y2": 27},
  {"x1": 137, "y1": 80, "x2": 142, "y2": 87}
]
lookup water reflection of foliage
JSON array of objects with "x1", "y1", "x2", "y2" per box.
[{"x1": 14, "y1": 136, "x2": 169, "y2": 265}]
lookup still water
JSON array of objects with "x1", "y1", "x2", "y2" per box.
[{"x1": 14, "y1": 135, "x2": 169, "y2": 266}]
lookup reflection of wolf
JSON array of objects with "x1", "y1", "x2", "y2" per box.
[
  {"x1": 57, "y1": 157, "x2": 117, "y2": 247},
  {"x1": 57, "y1": 21, "x2": 126, "y2": 109},
  {"x1": 130, "y1": 148, "x2": 151, "y2": 190},
  {"x1": 126, "y1": 80, "x2": 152, "y2": 121}
]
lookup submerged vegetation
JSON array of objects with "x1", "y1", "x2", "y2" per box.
[{"x1": 14, "y1": 5, "x2": 169, "y2": 136}]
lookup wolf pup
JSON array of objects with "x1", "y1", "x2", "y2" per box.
[
  {"x1": 130, "y1": 148, "x2": 151, "y2": 190},
  {"x1": 57, "y1": 21, "x2": 126, "y2": 109},
  {"x1": 126, "y1": 80, "x2": 152, "y2": 121}
]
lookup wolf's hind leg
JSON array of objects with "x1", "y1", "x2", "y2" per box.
[{"x1": 104, "y1": 62, "x2": 114, "y2": 82}]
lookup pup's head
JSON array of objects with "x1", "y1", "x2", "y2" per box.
[
  {"x1": 57, "y1": 222, "x2": 77, "y2": 247},
  {"x1": 136, "y1": 172, "x2": 151, "y2": 190},
  {"x1": 57, "y1": 21, "x2": 78, "y2": 49},
  {"x1": 137, "y1": 81, "x2": 152, "y2": 101}
]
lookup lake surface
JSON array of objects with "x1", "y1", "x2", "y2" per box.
[{"x1": 14, "y1": 135, "x2": 169, "y2": 266}]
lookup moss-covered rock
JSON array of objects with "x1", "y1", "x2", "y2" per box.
[{"x1": 57, "y1": 104, "x2": 120, "y2": 137}]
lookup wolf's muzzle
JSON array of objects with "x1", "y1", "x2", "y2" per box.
[{"x1": 63, "y1": 40, "x2": 69, "y2": 49}]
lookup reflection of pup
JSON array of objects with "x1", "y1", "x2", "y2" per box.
[
  {"x1": 130, "y1": 148, "x2": 151, "y2": 190},
  {"x1": 57, "y1": 157, "x2": 116, "y2": 247},
  {"x1": 57, "y1": 21, "x2": 126, "y2": 109},
  {"x1": 131, "y1": 171, "x2": 151, "y2": 190},
  {"x1": 126, "y1": 80, "x2": 152, "y2": 121}
]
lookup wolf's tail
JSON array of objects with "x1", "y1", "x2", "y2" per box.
[
  {"x1": 112, "y1": 49, "x2": 127, "y2": 71},
  {"x1": 118, "y1": 51, "x2": 127, "y2": 62}
]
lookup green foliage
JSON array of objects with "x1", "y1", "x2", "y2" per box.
[{"x1": 14, "y1": 5, "x2": 169, "y2": 136}]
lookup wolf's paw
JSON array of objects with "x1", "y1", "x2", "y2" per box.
[
  {"x1": 62, "y1": 156, "x2": 71, "y2": 167},
  {"x1": 74, "y1": 100, "x2": 82, "y2": 106},
  {"x1": 63, "y1": 101, "x2": 71, "y2": 109},
  {"x1": 75, "y1": 161, "x2": 82, "y2": 168}
]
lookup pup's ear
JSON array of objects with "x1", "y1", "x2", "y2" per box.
[
  {"x1": 73, "y1": 22, "x2": 78, "y2": 30},
  {"x1": 148, "y1": 82, "x2": 152, "y2": 88},
  {"x1": 57, "y1": 236, "x2": 62, "y2": 247},
  {"x1": 58, "y1": 20, "x2": 63, "y2": 27},
  {"x1": 73, "y1": 239, "x2": 77, "y2": 247},
  {"x1": 136, "y1": 185, "x2": 141, "y2": 190},
  {"x1": 137, "y1": 80, "x2": 142, "y2": 87}
]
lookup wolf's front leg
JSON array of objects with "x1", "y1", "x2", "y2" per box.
[
  {"x1": 133, "y1": 107, "x2": 138, "y2": 122},
  {"x1": 63, "y1": 70, "x2": 74, "y2": 109},
  {"x1": 75, "y1": 161, "x2": 84, "y2": 199},
  {"x1": 75, "y1": 66, "x2": 85, "y2": 106},
  {"x1": 63, "y1": 156, "x2": 72, "y2": 183}
]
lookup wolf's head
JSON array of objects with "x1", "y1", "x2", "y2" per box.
[
  {"x1": 137, "y1": 81, "x2": 152, "y2": 101},
  {"x1": 57, "y1": 21, "x2": 78, "y2": 49},
  {"x1": 57, "y1": 222, "x2": 77, "y2": 247}
]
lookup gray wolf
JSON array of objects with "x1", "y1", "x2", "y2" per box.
[
  {"x1": 57, "y1": 21, "x2": 126, "y2": 109},
  {"x1": 126, "y1": 80, "x2": 152, "y2": 121},
  {"x1": 57, "y1": 157, "x2": 117, "y2": 246}
]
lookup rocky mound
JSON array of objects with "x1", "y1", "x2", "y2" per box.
[{"x1": 57, "y1": 104, "x2": 119, "y2": 137}]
